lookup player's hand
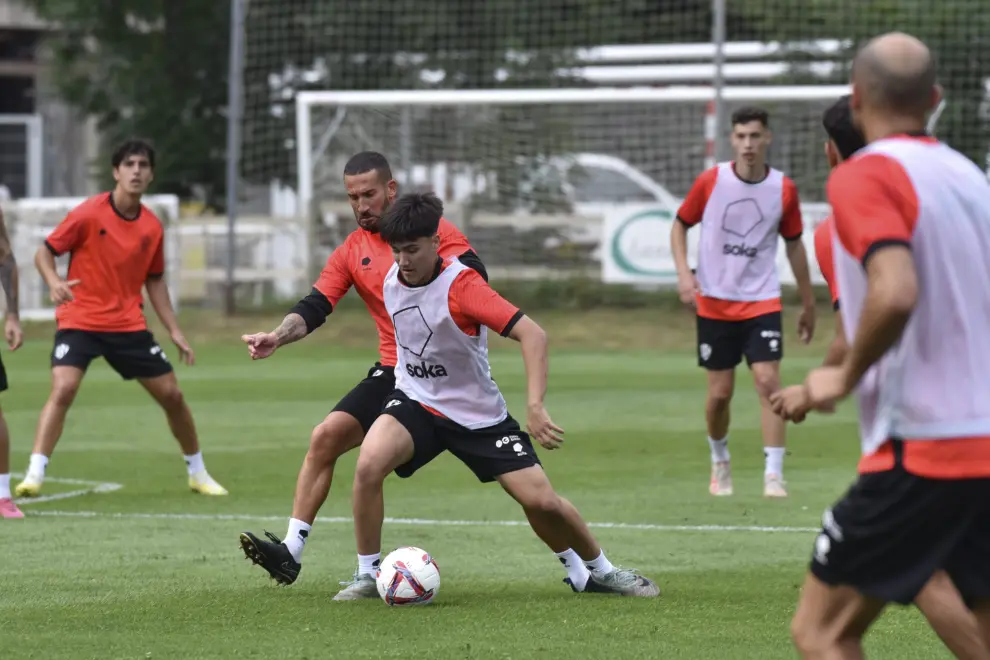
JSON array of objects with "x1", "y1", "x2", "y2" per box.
[
  {"x1": 170, "y1": 330, "x2": 195, "y2": 366},
  {"x1": 677, "y1": 272, "x2": 698, "y2": 307},
  {"x1": 48, "y1": 278, "x2": 81, "y2": 305},
  {"x1": 4, "y1": 316, "x2": 22, "y2": 351},
  {"x1": 526, "y1": 403, "x2": 564, "y2": 450},
  {"x1": 769, "y1": 384, "x2": 811, "y2": 423},
  {"x1": 241, "y1": 332, "x2": 279, "y2": 360},
  {"x1": 797, "y1": 304, "x2": 816, "y2": 344}
]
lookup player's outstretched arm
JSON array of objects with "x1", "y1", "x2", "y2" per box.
[
  {"x1": 821, "y1": 310, "x2": 848, "y2": 367},
  {"x1": 785, "y1": 239, "x2": 817, "y2": 343},
  {"x1": 670, "y1": 220, "x2": 697, "y2": 306},
  {"x1": 146, "y1": 276, "x2": 194, "y2": 365},
  {"x1": 508, "y1": 316, "x2": 564, "y2": 450}
]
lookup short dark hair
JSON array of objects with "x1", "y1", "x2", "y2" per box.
[
  {"x1": 731, "y1": 106, "x2": 769, "y2": 128},
  {"x1": 112, "y1": 139, "x2": 155, "y2": 169},
  {"x1": 822, "y1": 95, "x2": 866, "y2": 160},
  {"x1": 343, "y1": 151, "x2": 392, "y2": 183},
  {"x1": 379, "y1": 192, "x2": 443, "y2": 245}
]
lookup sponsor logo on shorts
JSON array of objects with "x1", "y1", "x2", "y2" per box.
[
  {"x1": 54, "y1": 343, "x2": 70, "y2": 360},
  {"x1": 699, "y1": 343, "x2": 712, "y2": 362},
  {"x1": 406, "y1": 361, "x2": 448, "y2": 379},
  {"x1": 495, "y1": 435, "x2": 526, "y2": 456}
]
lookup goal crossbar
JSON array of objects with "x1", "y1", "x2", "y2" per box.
[{"x1": 294, "y1": 84, "x2": 851, "y2": 215}]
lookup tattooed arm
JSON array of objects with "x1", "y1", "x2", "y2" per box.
[
  {"x1": 0, "y1": 208, "x2": 18, "y2": 319},
  {"x1": 273, "y1": 312, "x2": 309, "y2": 347}
]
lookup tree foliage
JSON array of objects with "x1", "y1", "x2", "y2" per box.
[{"x1": 22, "y1": 0, "x2": 232, "y2": 207}]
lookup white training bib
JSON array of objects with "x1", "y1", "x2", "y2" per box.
[{"x1": 384, "y1": 258, "x2": 508, "y2": 429}]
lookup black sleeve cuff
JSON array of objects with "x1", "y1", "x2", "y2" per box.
[
  {"x1": 147, "y1": 272, "x2": 164, "y2": 279},
  {"x1": 500, "y1": 310, "x2": 524, "y2": 337},
  {"x1": 676, "y1": 216, "x2": 693, "y2": 228},
  {"x1": 457, "y1": 249, "x2": 488, "y2": 282},
  {"x1": 44, "y1": 240, "x2": 61, "y2": 256},
  {"x1": 833, "y1": 300, "x2": 840, "y2": 311},
  {"x1": 782, "y1": 232, "x2": 803, "y2": 242},
  {"x1": 862, "y1": 239, "x2": 911, "y2": 269},
  {"x1": 288, "y1": 288, "x2": 333, "y2": 334}
]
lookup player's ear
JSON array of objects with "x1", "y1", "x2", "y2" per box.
[
  {"x1": 930, "y1": 84, "x2": 943, "y2": 113},
  {"x1": 386, "y1": 178, "x2": 397, "y2": 201},
  {"x1": 825, "y1": 141, "x2": 839, "y2": 168},
  {"x1": 431, "y1": 233, "x2": 440, "y2": 250}
]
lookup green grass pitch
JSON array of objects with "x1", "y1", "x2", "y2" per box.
[{"x1": 1, "y1": 307, "x2": 951, "y2": 659}]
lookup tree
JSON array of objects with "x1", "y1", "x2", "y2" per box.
[
  {"x1": 737, "y1": 0, "x2": 989, "y2": 169},
  {"x1": 23, "y1": 0, "x2": 232, "y2": 208}
]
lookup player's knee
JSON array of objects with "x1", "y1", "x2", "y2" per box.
[
  {"x1": 309, "y1": 422, "x2": 352, "y2": 463},
  {"x1": 520, "y1": 489, "x2": 564, "y2": 518},
  {"x1": 790, "y1": 611, "x2": 832, "y2": 655},
  {"x1": 706, "y1": 387, "x2": 732, "y2": 410},
  {"x1": 157, "y1": 383, "x2": 186, "y2": 411},
  {"x1": 753, "y1": 372, "x2": 779, "y2": 398},
  {"x1": 50, "y1": 381, "x2": 80, "y2": 407}
]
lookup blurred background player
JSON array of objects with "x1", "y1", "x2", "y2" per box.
[
  {"x1": 0, "y1": 205, "x2": 24, "y2": 518},
  {"x1": 14, "y1": 140, "x2": 226, "y2": 498},
  {"x1": 772, "y1": 32, "x2": 990, "y2": 658},
  {"x1": 341, "y1": 191, "x2": 660, "y2": 600},
  {"x1": 777, "y1": 93, "x2": 990, "y2": 660},
  {"x1": 238, "y1": 151, "x2": 490, "y2": 586},
  {"x1": 814, "y1": 95, "x2": 864, "y2": 369},
  {"x1": 670, "y1": 107, "x2": 816, "y2": 499}
]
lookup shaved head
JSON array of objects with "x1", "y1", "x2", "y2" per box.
[{"x1": 852, "y1": 32, "x2": 937, "y2": 116}]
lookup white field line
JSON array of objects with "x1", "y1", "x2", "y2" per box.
[
  {"x1": 24, "y1": 509, "x2": 819, "y2": 533},
  {"x1": 11, "y1": 473, "x2": 123, "y2": 505}
]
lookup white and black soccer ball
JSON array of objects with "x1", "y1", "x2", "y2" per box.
[{"x1": 375, "y1": 546, "x2": 441, "y2": 606}]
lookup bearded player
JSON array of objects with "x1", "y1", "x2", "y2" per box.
[{"x1": 238, "y1": 152, "x2": 590, "y2": 596}]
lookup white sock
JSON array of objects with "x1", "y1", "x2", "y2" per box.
[
  {"x1": 27, "y1": 453, "x2": 48, "y2": 479},
  {"x1": 584, "y1": 550, "x2": 616, "y2": 577},
  {"x1": 184, "y1": 452, "x2": 205, "y2": 476},
  {"x1": 0, "y1": 474, "x2": 10, "y2": 499},
  {"x1": 555, "y1": 548, "x2": 590, "y2": 591},
  {"x1": 283, "y1": 518, "x2": 311, "y2": 563},
  {"x1": 708, "y1": 436, "x2": 730, "y2": 463},
  {"x1": 765, "y1": 447, "x2": 785, "y2": 477},
  {"x1": 358, "y1": 552, "x2": 381, "y2": 578}
]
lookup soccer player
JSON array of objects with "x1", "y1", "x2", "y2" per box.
[
  {"x1": 777, "y1": 94, "x2": 990, "y2": 659},
  {"x1": 239, "y1": 152, "x2": 589, "y2": 593},
  {"x1": 0, "y1": 205, "x2": 24, "y2": 519},
  {"x1": 14, "y1": 139, "x2": 227, "y2": 498},
  {"x1": 670, "y1": 106, "x2": 816, "y2": 498},
  {"x1": 770, "y1": 32, "x2": 990, "y2": 658},
  {"x1": 336, "y1": 191, "x2": 660, "y2": 600}
]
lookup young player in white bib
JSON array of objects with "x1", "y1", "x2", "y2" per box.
[{"x1": 333, "y1": 191, "x2": 660, "y2": 601}]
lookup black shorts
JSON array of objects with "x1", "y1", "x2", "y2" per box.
[
  {"x1": 51, "y1": 329, "x2": 173, "y2": 380},
  {"x1": 330, "y1": 364, "x2": 396, "y2": 434},
  {"x1": 382, "y1": 389, "x2": 541, "y2": 483},
  {"x1": 810, "y1": 441, "x2": 990, "y2": 605},
  {"x1": 696, "y1": 311, "x2": 782, "y2": 370},
  {"x1": 0, "y1": 351, "x2": 8, "y2": 392}
]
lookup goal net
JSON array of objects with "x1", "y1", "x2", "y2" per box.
[{"x1": 238, "y1": 1, "x2": 989, "y2": 283}]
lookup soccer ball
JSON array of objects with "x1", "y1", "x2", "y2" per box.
[{"x1": 375, "y1": 546, "x2": 440, "y2": 606}]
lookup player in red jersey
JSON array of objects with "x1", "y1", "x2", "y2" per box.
[
  {"x1": 239, "y1": 153, "x2": 589, "y2": 593},
  {"x1": 772, "y1": 34, "x2": 990, "y2": 658},
  {"x1": 671, "y1": 106, "x2": 816, "y2": 499},
  {"x1": 14, "y1": 140, "x2": 227, "y2": 499},
  {"x1": 0, "y1": 205, "x2": 24, "y2": 518},
  {"x1": 775, "y1": 93, "x2": 990, "y2": 660}
]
